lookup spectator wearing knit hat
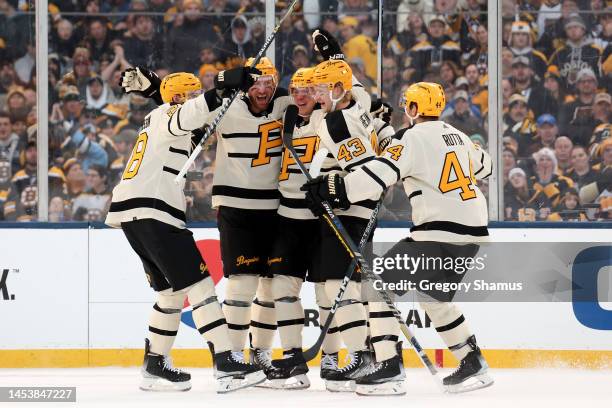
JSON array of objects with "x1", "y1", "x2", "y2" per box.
[
  {"x1": 558, "y1": 68, "x2": 601, "y2": 146},
  {"x1": 508, "y1": 20, "x2": 548, "y2": 80},
  {"x1": 541, "y1": 65, "x2": 567, "y2": 115},
  {"x1": 509, "y1": 55, "x2": 548, "y2": 118},
  {"x1": 504, "y1": 166, "x2": 549, "y2": 221},
  {"x1": 530, "y1": 147, "x2": 575, "y2": 211},
  {"x1": 548, "y1": 13, "x2": 602, "y2": 90},
  {"x1": 537, "y1": 0, "x2": 580, "y2": 56}
]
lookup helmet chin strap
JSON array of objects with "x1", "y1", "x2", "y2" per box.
[
  {"x1": 329, "y1": 89, "x2": 346, "y2": 111},
  {"x1": 404, "y1": 105, "x2": 420, "y2": 127}
]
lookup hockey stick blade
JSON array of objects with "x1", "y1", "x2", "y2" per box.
[{"x1": 310, "y1": 148, "x2": 329, "y2": 178}]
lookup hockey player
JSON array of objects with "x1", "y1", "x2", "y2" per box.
[
  {"x1": 302, "y1": 82, "x2": 494, "y2": 394},
  {"x1": 105, "y1": 72, "x2": 265, "y2": 393},
  {"x1": 298, "y1": 58, "x2": 405, "y2": 394},
  {"x1": 120, "y1": 59, "x2": 290, "y2": 373}
]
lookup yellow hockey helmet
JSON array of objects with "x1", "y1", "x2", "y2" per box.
[
  {"x1": 160, "y1": 72, "x2": 202, "y2": 103},
  {"x1": 399, "y1": 82, "x2": 446, "y2": 117},
  {"x1": 312, "y1": 60, "x2": 353, "y2": 91},
  {"x1": 290, "y1": 67, "x2": 315, "y2": 89},
  {"x1": 245, "y1": 56, "x2": 279, "y2": 83}
]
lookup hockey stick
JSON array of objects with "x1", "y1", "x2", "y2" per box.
[
  {"x1": 174, "y1": 0, "x2": 300, "y2": 183},
  {"x1": 279, "y1": 107, "x2": 443, "y2": 388}
]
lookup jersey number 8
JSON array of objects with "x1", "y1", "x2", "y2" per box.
[
  {"x1": 122, "y1": 132, "x2": 148, "y2": 180},
  {"x1": 438, "y1": 151, "x2": 476, "y2": 200}
]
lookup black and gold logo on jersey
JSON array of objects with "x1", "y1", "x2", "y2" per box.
[
  {"x1": 236, "y1": 256, "x2": 260, "y2": 267},
  {"x1": 267, "y1": 257, "x2": 283, "y2": 266},
  {"x1": 200, "y1": 262, "x2": 208, "y2": 274}
]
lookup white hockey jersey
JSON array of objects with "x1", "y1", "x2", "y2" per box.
[
  {"x1": 105, "y1": 103, "x2": 193, "y2": 229},
  {"x1": 276, "y1": 84, "x2": 386, "y2": 220},
  {"x1": 168, "y1": 90, "x2": 291, "y2": 210},
  {"x1": 344, "y1": 121, "x2": 492, "y2": 241}
]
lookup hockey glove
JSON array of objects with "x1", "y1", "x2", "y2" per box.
[
  {"x1": 120, "y1": 67, "x2": 163, "y2": 105},
  {"x1": 214, "y1": 66, "x2": 262, "y2": 93},
  {"x1": 370, "y1": 98, "x2": 393, "y2": 124},
  {"x1": 312, "y1": 29, "x2": 345, "y2": 60},
  {"x1": 301, "y1": 174, "x2": 351, "y2": 217}
]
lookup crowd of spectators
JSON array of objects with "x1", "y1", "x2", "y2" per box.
[{"x1": 0, "y1": 0, "x2": 610, "y2": 223}]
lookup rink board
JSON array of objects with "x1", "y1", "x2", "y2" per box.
[{"x1": 0, "y1": 226, "x2": 611, "y2": 368}]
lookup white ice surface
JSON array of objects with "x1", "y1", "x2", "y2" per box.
[{"x1": 0, "y1": 368, "x2": 610, "y2": 408}]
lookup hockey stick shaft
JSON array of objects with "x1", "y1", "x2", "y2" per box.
[
  {"x1": 174, "y1": 0, "x2": 300, "y2": 183},
  {"x1": 299, "y1": 198, "x2": 382, "y2": 363}
]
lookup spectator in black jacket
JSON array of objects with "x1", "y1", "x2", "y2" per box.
[
  {"x1": 409, "y1": 14, "x2": 461, "y2": 82},
  {"x1": 558, "y1": 67, "x2": 600, "y2": 146},
  {"x1": 123, "y1": 14, "x2": 164, "y2": 70},
  {"x1": 166, "y1": 0, "x2": 221, "y2": 72},
  {"x1": 548, "y1": 13, "x2": 603, "y2": 91},
  {"x1": 510, "y1": 55, "x2": 548, "y2": 118}
]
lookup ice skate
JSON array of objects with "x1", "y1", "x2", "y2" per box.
[
  {"x1": 265, "y1": 349, "x2": 310, "y2": 390},
  {"x1": 443, "y1": 336, "x2": 494, "y2": 394},
  {"x1": 355, "y1": 354, "x2": 406, "y2": 396},
  {"x1": 325, "y1": 350, "x2": 372, "y2": 392},
  {"x1": 215, "y1": 350, "x2": 266, "y2": 393},
  {"x1": 140, "y1": 339, "x2": 191, "y2": 392}
]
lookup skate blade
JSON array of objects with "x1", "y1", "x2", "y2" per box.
[
  {"x1": 217, "y1": 370, "x2": 266, "y2": 394},
  {"x1": 268, "y1": 374, "x2": 311, "y2": 390},
  {"x1": 325, "y1": 380, "x2": 356, "y2": 392},
  {"x1": 355, "y1": 380, "x2": 406, "y2": 396},
  {"x1": 444, "y1": 372, "x2": 494, "y2": 394},
  {"x1": 140, "y1": 377, "x2": 191, "y2": 392}
]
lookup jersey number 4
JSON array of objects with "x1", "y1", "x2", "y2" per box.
[
  {"x1": 122, "y1": 132, "x2": 148, "y2": 180},
  {"x1": 438, "y1": 151, "x2": 476, "y2": 200}
]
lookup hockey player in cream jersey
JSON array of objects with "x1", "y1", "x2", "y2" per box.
[
  {"x1": 106, "y1": 72, "x2": 265, "y2": 393},
  {"x1": 119, "y1": 60, "x2": 288, "y2": 373},
  {"x1": 303, "y1": 82, "x2": 494, "y2": 394}
]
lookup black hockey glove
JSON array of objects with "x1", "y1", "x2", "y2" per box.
[
  {"x1": 120, "y1": 67, "x2": 163, "y2": 105},
  {"x1": 312, "y1": 29, "x2": 345, "y2": 60},
  {"x1": 214, "y1": 66, "x2": 262, "y2": 93},
  {"x1": 370, "y1": 98, "x2": 393, "y2": 124},
  {"x1": 301, "y1": 174, "x2": 351, "y2": 217}
]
